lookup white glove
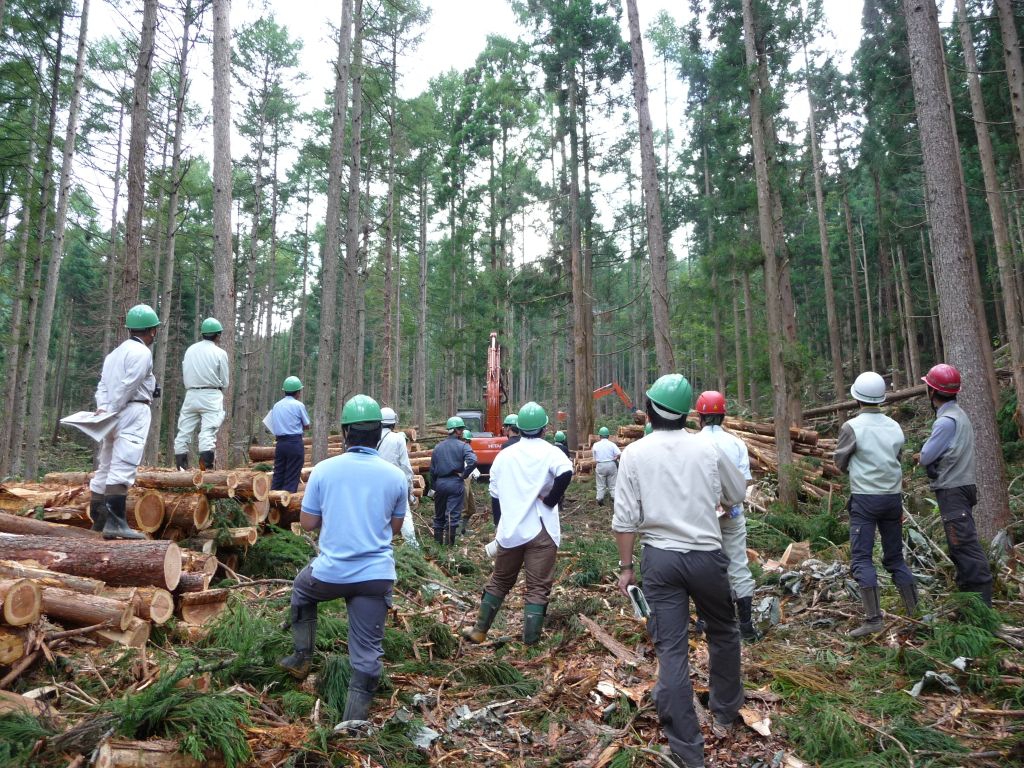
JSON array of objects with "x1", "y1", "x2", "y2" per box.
[{"x1": 470, "y1": 468, "x2": 481, "y2": 481}]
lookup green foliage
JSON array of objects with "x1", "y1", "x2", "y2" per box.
[
  {"x1": 996, "y1": 391, "x2": 1020, "y2": 444},
  {"x1": 782, "y1": 693, "x2": 867, "y2": 763},
  {"x1": 239, "y1": 527, "x2": 314, "y2": 580},
  {"x1": 454, "y1": 659, "x2": 539, "y2": 698},
  {"x1": 394, "y1": 544, "x2": 448, "y2": 593},
  {"x1": 409, "y1": 614, "x2": 458, "y2": 659},
  {"x1": 209, "y1": 498, "x2": 251, "y2": 530},
  {"x1": 199, "y1": 597, "x2": 293, "y2": 687},
  {"x1": 279, "y1": 691, "x2": 316, "y2": 719},
  {"x1": 0, "y1": 713, "x2": 55, "y2": 767},
  {"x1": 315, "y1": 655, "x2": 351, "y2": 721},
  {"x1": 746, "y1": 501, "x2": 848, "y2": 555}
]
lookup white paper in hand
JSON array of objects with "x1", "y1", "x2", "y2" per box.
[
  {"x1": 262, "y1": 411, "x2": 274, "y2": 433},
  {"x1": 60, "y1": 410, "x2": 118, "y2": 442}
]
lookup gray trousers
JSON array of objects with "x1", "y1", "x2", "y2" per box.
[
  {"x1": 291, "y1": 565, "x2": 392, "y2": 677},
  {"x1": 596, "y1": 461, "x2": 617, "y2": 501},
  {"x1": 641, "y1": 545, "x2": 743, "y2": 765}
]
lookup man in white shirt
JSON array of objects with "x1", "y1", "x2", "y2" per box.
[
  {"x1": 463, "y1": 401, "x2": 573, "y2": 645},
  {"x1": 613, "y1": 374, "x2": 747, "y2": 768},
  {"x1": 377, "y1": 407, "x2": 418, "y2": 547},
  {"x1": 592, "y1": 426, "x2": 620, "y2": 506},
  {"x1": 695, "y1": 390, "x2": 759, "y2": 642},
  {"x1": 89, "y1": 304, "x2": 160, "y2": 540},
  {"x1": 173, "y1": 317, "x2": 230, "y2": 470}
]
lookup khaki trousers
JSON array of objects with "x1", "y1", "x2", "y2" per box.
[{"x1": 485, "y1": 526, "x2": 557, "y2": 604}]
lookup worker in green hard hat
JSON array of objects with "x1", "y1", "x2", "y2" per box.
[
  {"x1": 268, "y1": 376, "x2": 310, "y2": 492},
  {"x1": 279, "y1": 394, "x2": 407, "y2": 724},
  {"x1": 173, "y1": 316, "x2": 229, "y2": 471},
  {"x1": 463, "y1": 401, "x2": 573, "y2": 646},
  {"x1": 553, "y1": 430, "x2": 570, "y2": 458},
  {"x1": 500, "y1": 413, "x2": 521, "y2": 450},
  {"x1": 593, "y1": 426, "x2": 620, "y2": 506},
  {"x1": 428, "y1": 416, "x2": 477, "y2": 544},
  {"x1": 88, "y1": 304, "x2": 160, "y2": 540}
]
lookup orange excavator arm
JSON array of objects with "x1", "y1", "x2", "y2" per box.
[
  {"x1": 593, "y1": 382, "x2": 634, "y2": 411},
  {"x1": 484, "y1": 332, "x2": 505, "y2": 435}
]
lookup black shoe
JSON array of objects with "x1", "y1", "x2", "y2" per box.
[
  {"x1": 198, "y1": 450, "x2": 215, "y2": 471},
  {"x1": 174, "y1": 453, "x2": 189, "y2": 471},
  {"x1": 342, "y1": 670, "x2": 380, "y2": 721},
  {"x1": 277, "y1": 604, "x2": 317, "y2": 680},
  {"x1": 102, "y1": 495, "x2": 145, "y2": 540},
  {"x1": 735, "y1": 596, "x2": 762, "y2": 642},
  {"x1": 447, "y1": 526, "x2": 459, "y2": 546},
  {"x1": 89, "y1": 493, "x2": 107, "y2": 532},
  {"x1": 433, "y1": 528, "x2": 444, "y2": 544}
]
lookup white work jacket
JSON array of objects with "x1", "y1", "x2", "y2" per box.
[{"x1": 95, "y1": 337, "x2": 156, "y2": 413}]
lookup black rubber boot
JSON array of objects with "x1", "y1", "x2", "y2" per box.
[
  {"x1": 968, "y1": 582, "x2": 994, "y2": 608},
  {"x1": 735, "y1": 596, "x2": 762, "y2": 642},
  {"x1": 597, "y1": 496, "x2": 605, "y2": 507},
  {"x1": 277, "y1": 604, "x2": 317, "y2": 680},
  {"x1": 849, "y1": 585, "x2": 883, "y2": 637},
  {"x1": 102, "y1": 495, "x2": 145, "y2": 540},
  {"x1": 89, "y1": 492, "x2": 107, "y2": 532},
  {"x1": 523, "y1": 603, "x2": 546, "y2": 645},
  {"x1": 447, "y1": 526, "x2": 459, "y2": 546},
  {"x1": 463, "y1": 592, "x2": 503, "y2": 643},
  {"x1": 174, "y1": 453, "x2": 189, "y2": 471},
  {"x1": 342, "y1": 669, "x2": 380, "y2": 721},
  {"x1": 433, "y1": 528, "x2": 444, "y2": 544},
  {"x1": 198, "y1": 450, "x2": 215, "y2": 471},
  {"x1": 897, "y1": 581, "x2": 919, "y2": 615}
]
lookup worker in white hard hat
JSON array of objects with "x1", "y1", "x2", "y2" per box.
[
  {"x1": 377, "y1": 406, "x2": 418, "y2": 547},
  {"x1": 834, "y1": 370, "x2": 916, "y2": 637}
]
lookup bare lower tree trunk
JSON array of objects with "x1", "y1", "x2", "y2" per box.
[
  {"x1": 742, "y1": 269, "x2": 758, "y2": 413},
  {"x1": 212, "y1": 0, "x2": 235, "y2": 468},
  {"x1": 624, "y1": 0, "x2": 674, "y2": 374},
  {"x1": 311, "y1": 0, "x2": 353, "y2": 462},
  {"x1": 23, "y1": 0, "x2": 91, "y2": 480},
  {"x1": 380, "y1": 30, "x2": 398, "y2": 405},
  {"x1": 858, "y1": 218, "x2": 878, "y2": 372},
  {"x1": 732, "y1": 275, "x2": 745, "y2": 410},
  {"x1": 841, "y1": 176, "x2": 866, "y2": 372},
  {"x1": 102, "y1": 87, "x2": 126, "y2": 356},
  {"x1": 920, "y1": 228, "x2": 942, "y2": 358},
  {"x1": 904, "y1": 0, "x2": 1010, "y2": 539},
  {"x1": 996, "y1": 0, "x2": 1024, "y2": 183},
  {"x1": 568, "y1": 73, "x2": 593, "y2": 447},
  {"x1": 711, "y1": 271, "x2": 725, "y2": 392},
  {"x1": 958, "y1": 0, "x2": 1024, "y2": 435},
  {"x1": 120, "y1": 0, "x2": 158, "y2": 307},
  {"x1": 895, "y1": 244, "x2": 921, "y2": 381},
  {"x1": 413, "y1": 175, "x2": 427, "y2": 431},
  {"x1": 742, "y1": 0, "x2": 795, "y2": 506}
]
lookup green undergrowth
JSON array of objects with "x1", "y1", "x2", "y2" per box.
[
  {"x1": 199, "y1": 596, "x2": 293, "y2": 687},
  {"x1": 746, "y1": 497, "x2": 848, "y2": 555},
  {"x1": 453, "y1": 659, "x2": 539, "y2": 698},
  {"x1": 238, "y1": 525, "x2": 315, "y2": 580},
  {"x1": 0, "y1": 712, "x2": 56, "y2": 767}
]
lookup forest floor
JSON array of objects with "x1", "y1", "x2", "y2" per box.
[{"x1": 5, "y1": 403, "x2": 1024, "y2": 768}]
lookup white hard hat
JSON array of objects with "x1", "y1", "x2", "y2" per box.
[
  {"x1": 850, "y1": 371, "x2": 886, "y2": 404},
  {"x1": 380, "y1": 407, "x2": 397, "y2": 425}
]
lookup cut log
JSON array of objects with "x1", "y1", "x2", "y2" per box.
[
  {"x1": 725, "y1": 418, "x2": 819, "y2": 446},
  {"x1": 242, "y1": 498, "x2": 269, "y2": 525},
  {"x1": 231, "y1": 471, "x2": 270, "y2": 502},
  {"x1": 174, "y1": 572, "x2": 211, "y2": 593},
  {"x1": 40, "y1": 505, "x2": 93, "y2": 528},
  {"x1": 0, "y1": 578, "x2": 41, "y2": 626},
  {"x1": 196, "y1": 527, "x2": 257, "y2": 548},
  {"x1": 133, "y1": 471, "x2": 204, "y2": 490},
  {"x1": 267, "y1": 490, "x2": 290, "y2": 508},
  {"x1": 0, "y1": 534, "x2": 182, "y2": 590},
  {"x1": 177, "y1": 588, "x2": 229, "y2": 625},
  {"x1": 180, "y1": 550, "x2": 218, "y2": 575},
  {"x1": 160, "y1": 493, "x2": 210, "y2": 532},
  {"x1": 95, "y1": 738, "x2": 224, "y2": 768},
  {"x1": 0, "y1": 510, "x2": 101, "y2": 539},
  {"x1": 0, "y1": 483, "x2": 90, "y2": 513},
  {"x1": 247, "y1": 445, "x2": 276, "y2": 462},
  {"x1": 41, "y1": 586, "x2": 133, "y2": 631},
  {"x1": 42, "y1": 471, "x2": 94, "y2": 485},
  {"x1": 91, "y1": 616, "x2": 150, "y2": 648},
  {"x1": 124, "y1": 491, "x2": 165, "y2": 533},
  {"x1": 0, "y1": 559, "x2": 104, "y2": 594},
  {"x1": 101, "y1": 587, "x2": 174, "y2": 625},
  {"x1": 0, "y1": 689, "x2": 44, "y2": 715},
  {"x1": 408, "y1": 449, "x2": 432, "y2": 459},
  {"x1": 0, "y1": 628, "x2": 25, "y2": 664},
  {"x1": 266, "y1": 507, "x2": 281, "y2": 526},
  {"x1": 300, "y1": 467, "x2": 312, "y2": 482}
]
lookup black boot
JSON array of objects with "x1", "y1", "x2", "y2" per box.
[
  {"x1": 735, "y1": 596, "x2": 762, "y2": 642},
  {"x1": 174, "y1": 453, "x2": 189, "y2": 471},
  {"x1": 342, "y1": 669, "x2": 380, "y2": 722},
  {"x1": 850, "y1": 585, "x2": 883, "y2": 637},
  {"x1": 448, "y1": 526, "x2": 459, "y2": 546},
  {"x1": 897, "y1": 581, "x2": 919, "y2": 615},
  {"x1": 433, "y1": 528, "x2": 444, "y2": 544},
  {"x1": 967, "y1": 582, "x2": 993, "y2": 608},
  {"x1": 102, "y1": 495, "x2": 145, "y2": 540},
  {"x1": 277, "y1": 604, "x2": 317, "y2": 680},
  {"x1": 89, "y1": 492, "x2": 107, "y2": 532},
  {"x1": 198, "y1": 450, "x2": 215, "y2": 471}
]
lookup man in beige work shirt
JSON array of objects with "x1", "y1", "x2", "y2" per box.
[{"x1": 173, "y1": 317, "x2": 230, "y2": 470}]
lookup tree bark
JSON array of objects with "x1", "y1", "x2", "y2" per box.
[
  {"x1": 0, "y1": 511, "x2": 101, "y2": 539},
  {"x1": 312, "y1": 0, "x2": 353, "y2": 462},
  {"x1": 903, "y1": 0, "x2": 1011, "y2": 539},
  {"x1": 41, "y1": 586, "x2": 133, "y2": 631},
  {"x1": 102, "y1": 83, "x2": 127, "y2": 356},
  {"x1": 568, "y1": 70, "x2": 593, "y2": 447},
  {"x1": 100, "y1": 586, "x2": 174, "y2": 625},
  {"x1": 0, "y1": 559, "x2": 105, "y2": 594},
  {"x1": 95, "y1": 738, "x2": 223, "y2": 768},
  {"x1": 624, "y1": 0, "x2": 674, "y2": 374},
  {"x1": 414, "y1": 175, "x2": 428, "y2": 431},
  {"x1": 381, "y1": 27, "x2": 398, "y2": 406}
]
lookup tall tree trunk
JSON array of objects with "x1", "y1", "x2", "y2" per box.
[
  {"x1": 147, "y1": 0, "x2": 193, "y2": 465},
  {"x1": 920, "y1": 228, "x2": 942, "y2": 358},
  {"x1": 380, "y1": 29, "x2": 398, "y2": 406},
  {"x1": 311, "y1": 0, "x2": 353, "y2": 462},
  {"x1": 742, "y1": 268, "x2": 758, "y2": 413},
  {"x1": 102, "y1": 85, "x2": 127, "y2": 356},
  {"x1": 858, "y1": 218, "x2": 878, "y2": 371},
  {"x1": 23, "y1": 0, "x2": 91, "y2": 480},
  {"x1": 120, "y1": 0, "x2": 158, "y2": 308},
  {"x1": 711, "y1": 271, "x2": 725, "y2": 392},
  {"x1": 957, "y1": 0, "x2": 1024, "y2": 434},
  {"x1": 624, "y1": 0, "x2": 674, "y2": 374},
  {"x1": 894, "y1": 244, "x2": 921, "y2": 382},
  {"x1": 871, "y1": 171, "x2": 903, "y2": 387},
  {"x1": 259, "y1": 135, "x2": 280, "y2": 415},
  {"x1": 296, "y1": 176, "x2": 311, "y2": 383},
  {"x1": 742, "y1": 0, "x2": 796, "y2": 507},
  {"x1": 732, "y1": 273, "x2": 745, "y2": 409},
  {"x1": 840, "y1": 167, "x2": 867, "y2": 372},
  {"x1": 413, "y1": 174, "x2": 427, "y2": 431},
  {"x1": 995, "y1": 0, "x2": 1024, "y2": 182},
  {"x1": 903, "y1": 0, "x2": 1010, "y2": 539},
  {"x1": 568, "y1": 70, "x2": 592, "y2": 447}
]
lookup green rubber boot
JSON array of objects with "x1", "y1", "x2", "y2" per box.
[
  {"x1": 523, "y1": 603, "x2": 546, "y2": 645},
  {"x1": 849, "y1": 586, "x2": 883, "y2": 638},
  {"x1": 463, "y1": 592, "x2": 503, "y2": 644}
]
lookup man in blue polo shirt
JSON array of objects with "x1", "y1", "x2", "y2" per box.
[
  {"x1": 269, "y1": 376, "x2": 311, "y2": 492},
  {"x1": 278, "y1": 394, "x2": 407, "y2": 724}
]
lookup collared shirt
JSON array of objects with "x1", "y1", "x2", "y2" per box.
[
  {"x1": 919, "y1": 401, "x2": 957, "y2": 467},
  {"x1": 612, "y1": 429, "x2": 746, "y2": 552},
  {"x1": 95, "y1": 337, "x2": 156, "y2": 413},
  {"x1": 490, "y1": 436, "x2": 573, "y2": 548},
  {"x1": 430, "y1": 435, "x2": 477, "y2": 481},
  {"x1": 181, "y1": 339, "x2": 230, "y2": 389},
  {"x1": 270, "y1": 396, "x2": 310, "y2": 436},
  {"x1": 302, "y1": 447, "x2": 407, "y2": 583},
  {"x1": 377, "y1": 427, "x2": 414, "y2": 491},
  {"x1": 593, "y1": 438, "x2": 620, "y2": 463},
  {"x1": 700, "y1": 424, "x2": 751, "y2": 516}
]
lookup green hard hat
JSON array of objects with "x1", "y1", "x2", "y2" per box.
[
  {"x1": 598, "y1": 426, "x2": 610, "y2": 437},
  {"x1": 462, "y1": 429, "x2": 473, "y2": 440},
  {"x1": 517, "y1": 401, "x2": 548, "y2": 432},
  {"x1": 341, "y1": 394, "x2": 382, "y2": 425},
  {"x1": 126, "y1": 304, "x2": 160, "y2": 330},
  {"x1": 201, "y1": 317, "x2": 223, "y2": 335},
  {"x1": 644, "y1": 423, "x2": 653, "y2": 435},
  {"x1": 282, "y1": 376, "x2": 302, "y2": 393},
  {"x1": 446, "y1": 416, "x2": 466, "y2": 431},
  {"x1": 554, "y1": 430, "x2": 566, "y2": 443},
  {"x1": 646, "y1": 374, "x2": 693, "y2": 416},
  {"x1": 503, "y1": 414, "x2": 518, "y2": 426}
]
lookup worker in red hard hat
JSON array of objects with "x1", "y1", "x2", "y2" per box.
[
  {"x1": 695, "y1": 391, "x2": 760, "y2": 642},
  {"x1": 917, "y1": 363, "x2": 993, "y2": 606}
]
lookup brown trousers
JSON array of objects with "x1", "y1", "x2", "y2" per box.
[{"x1": 485, "y1": 526, "x2": 557, "y2": 605}]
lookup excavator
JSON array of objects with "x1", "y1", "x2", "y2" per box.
[{"x1": 455, "y1": 332, "x2": 508, "y2": 473}]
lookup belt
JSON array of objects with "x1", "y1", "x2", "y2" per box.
[
  {"x1": 189, "y1": 386, "x2": 223, "y2": 390},
  {"x1": 129, "y1": 400, "x2": 152, "y2": 405},
  {"x1": 276, "y1": 433, "x2": 304, "y2": 439}
]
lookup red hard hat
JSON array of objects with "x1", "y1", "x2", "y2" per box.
[
  {"x1": 922, "y1": 363, "x2": 961, "y2": 395},
  {"x1": 695, "y1": 390, "x2": 727, "y2": 415}
]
